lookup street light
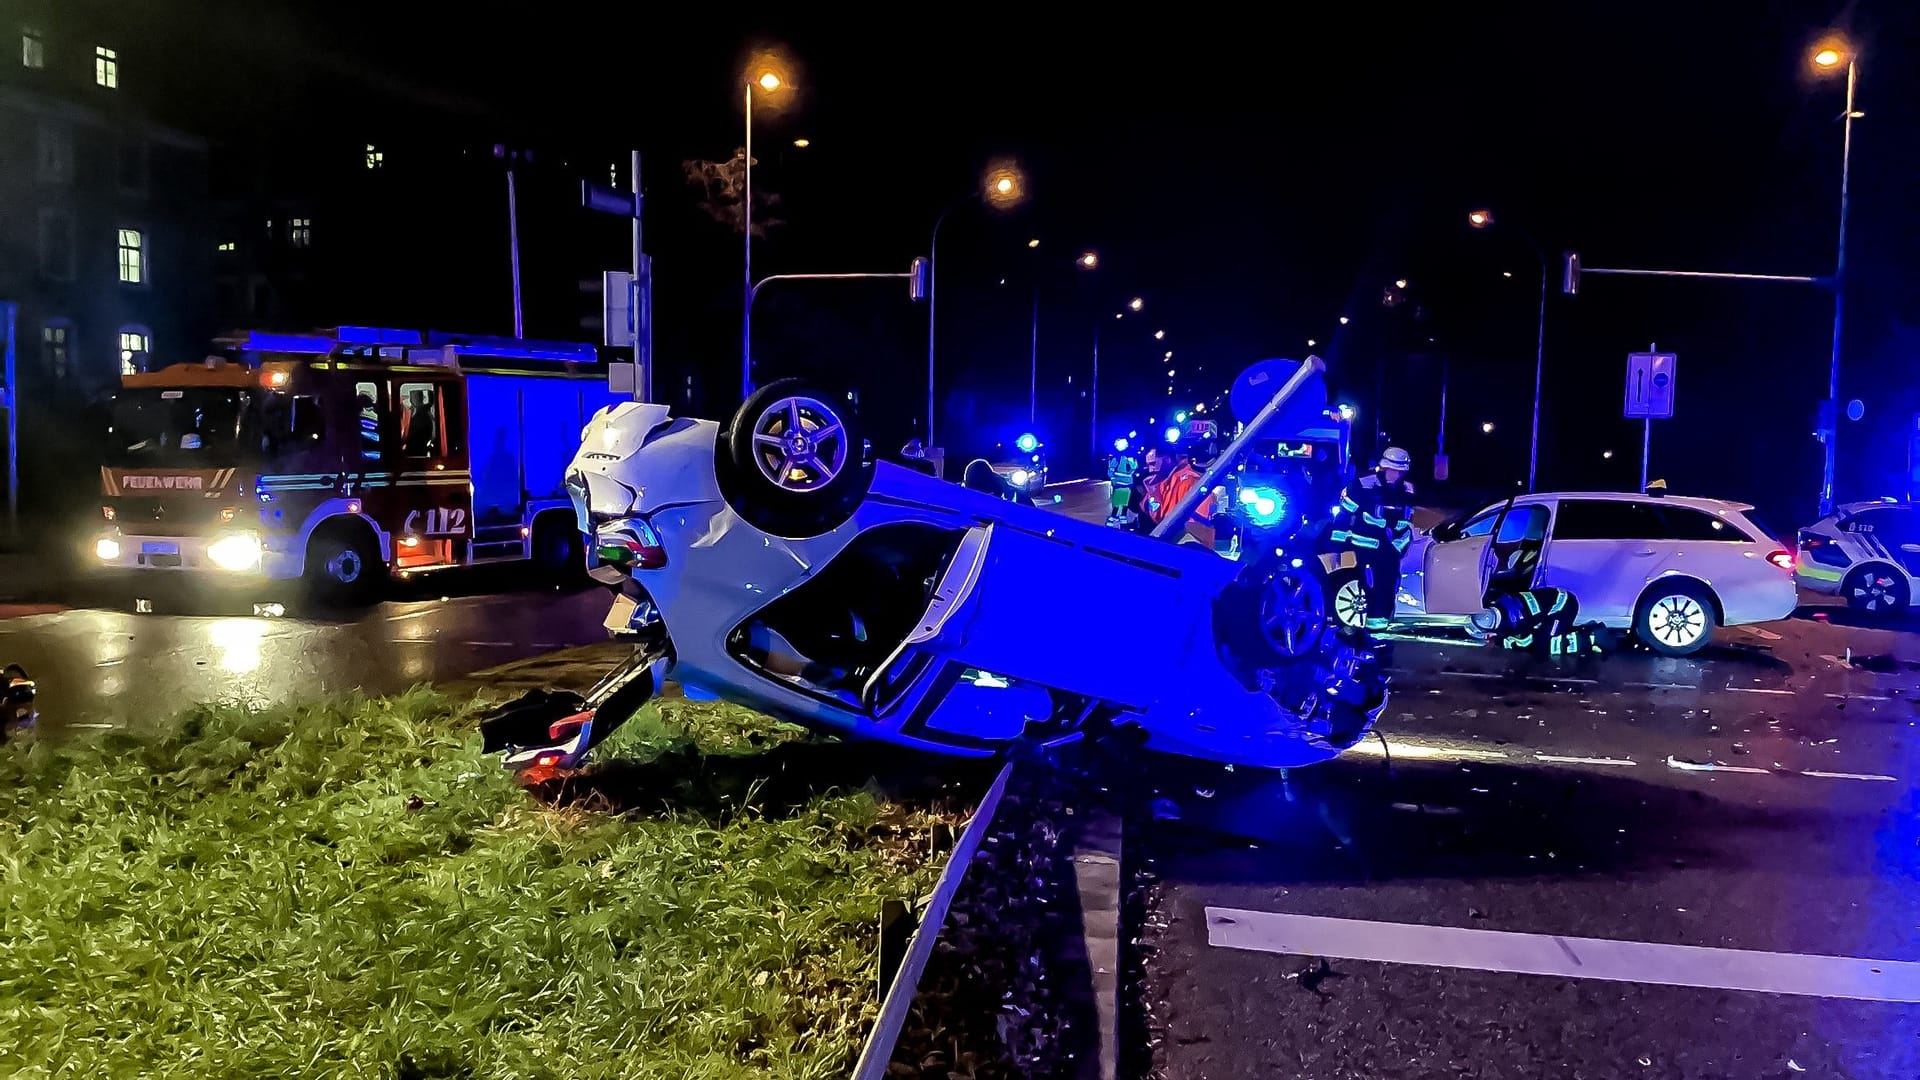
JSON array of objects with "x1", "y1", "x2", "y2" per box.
[
  {"x1": 741, "y1": 51, "x2": 793, "y2": 395},
  {"x1": 1810, "y1": 35, "x2": 1859, "y2": 514},
  {"x1": 1338, "y1": 316, "x2": 1349, "y2": 325},
  {"x1": 1466, "y1": 206, "x2": 1549, "y2": 490},
  {"x1": 1481, "y1": 421, "x2": 1496, "y2": 434},
  {"x1": 1128, "y1": 296, "x2": 1144, "y2": 312},
  {"x1": 792, "y1": 137, "x2": 810, "y2": 148},
  {"x1": 1154, "y1": 329, "x2": 1165, "y2": 340},
  {"x1": 1078, "y1": 251, "x2": 1099, "y2": 269},
  {"x1": 1027, "y1": 238, "x2": 1041, "y2": 248}
]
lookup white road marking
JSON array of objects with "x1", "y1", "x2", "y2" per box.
[
  {"x1": 1204, "y1": 909, "x2": 1920, "y2": 1003},
  {"x1": 1725, "y1": 686, "x2": 1795, "y2": 695},
  {"x1": 1666, "y1": 756, "x2": 1769, "y2": 775},
  {"x1": 1800, "y1": 770, "x2": 1899, "y2": 782},
  {"x1": 461, "y1": 641, "x2": 517, "y2": 648},
  {"x1": 1824, "y1": 692, "x2": 1892, "y2": 702},
  {"x1": 65, "y1": 722, "x2": 116, "y2": 729},
  {"x1": 1346, "y1": 739, "x2": 1508, "y2": 762},
  {"x1": 1534, "y1": 753, "x2": 1636, "y2": 767}
]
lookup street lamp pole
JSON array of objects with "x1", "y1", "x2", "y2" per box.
[
  {"x1": 926, "y1": 203, "x2": 958, "y2": 450},
  {"x1": 1819, "y1": 54, "x2": 1857, "y2": 516},
  {"x1": 1029, "y1": 288, "x2": 1040, "y2": 425},
  {"x1": 1528, "y1": 245, "x2": 1546, "y2": 492},
  {"x1": 741, "y1": 81, "x2": 755, "y2": 397}
]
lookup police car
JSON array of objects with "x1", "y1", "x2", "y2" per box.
[{"x1": 1796, "y1": 500, "x2": 1920, "y2": 614}]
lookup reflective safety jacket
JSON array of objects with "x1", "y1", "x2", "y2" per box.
[
  {"x1": 1331, "y1": 471, "x2": 1416, "y2": 553},
  {"x1": 1108, "y1": 454, "x2": 1139, "y2": 488}
]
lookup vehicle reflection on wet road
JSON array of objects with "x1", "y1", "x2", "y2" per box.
[{"x1": 3, "y1": 581, "x2": 612, "y2": 732}]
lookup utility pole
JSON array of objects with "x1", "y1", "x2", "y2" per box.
[
  {"x1": 493, "y1": 144, "x2": 531, "y2": 338},
  {"x1": 631, "y1": 150, "x2": 651, "y2": 402}
]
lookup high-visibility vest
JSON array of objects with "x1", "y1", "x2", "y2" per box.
[{"x1": 1109, "y1": 455, "x2": 1139, "y2": 487}]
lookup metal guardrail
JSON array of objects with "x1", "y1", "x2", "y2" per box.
[{"x1": 850, "y1": 759, "x2": 1017, "y2": 1080}]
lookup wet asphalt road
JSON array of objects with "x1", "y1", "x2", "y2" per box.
[
  {"x1": 1137, "y1": 615, "x2": 1920, "y2": 1079},
  {"x1": 2, "y1": 573, "x2": 613, "y2": 731}
]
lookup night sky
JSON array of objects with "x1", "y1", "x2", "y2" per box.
[{"x1": 91, "y1": 0, "x2": 1920, "y2": 523}]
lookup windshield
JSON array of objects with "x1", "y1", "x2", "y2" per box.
[{"x1": 107, "y1": 388, "x2": 257, "y2": 467}]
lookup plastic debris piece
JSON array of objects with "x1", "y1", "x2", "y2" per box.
[
  {"x1": 252, "y1": 602, "x2": 285, "y2": 618},
  {"x1": 1638, "y1": 1056, "x2": 1652, "y2": 1067},
  {"x1": 1787, "y1": 1060, "x2": 1805, "y2": 1073}
]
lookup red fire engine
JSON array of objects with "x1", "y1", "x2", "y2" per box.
[{"x1": 92, "y1": 327, "x2": 629, "y2": 600}]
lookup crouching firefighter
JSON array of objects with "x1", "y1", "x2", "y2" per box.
[
  {"x1": 1469, "y1": 588, "x2": 1603, "y2": 655},
  {"x1": 1330, "y1": 447, "x2": 1416, "y2": 632}
]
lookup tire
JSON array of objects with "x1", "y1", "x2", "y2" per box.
[
  {"x1": 306, "y1": 524, "x2": 386, "y2": 605},
  {"x1": 1634, "y1": 579, "x2": 1717, "y2": 656},
  {"x1": 718, "y1": 379, "x2": 873, "y2": 539},
  {"x1": 1326, "y1": 569, "x2": 1367, "y2": 630},
  {"x1": 1842, "y1": 563, "x2": 1909, "y2": 616},
  {"x1": 1215, "y1": 556, "x2": 1328, "y2": 676},
  {"x1": 531, "y1": 513, "x2": 585, "y2": 584}
]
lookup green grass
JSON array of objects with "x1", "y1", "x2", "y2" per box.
[{"x1": 0, "y1": 690, "x2": 950, "y2": 1079}]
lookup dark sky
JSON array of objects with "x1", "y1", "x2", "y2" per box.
[{"x1": 77, "y1": 0, "x2": 1920, "y2": 520}]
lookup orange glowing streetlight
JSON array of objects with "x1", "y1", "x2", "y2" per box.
[
  {"x1": 1468, "y1": 208, "x2": 1494, "y2": 228},
  {"x1": 984, "y1": 161, "x2": 1028, "y2": 208},
  {"x1": 741, "y1": 48, "x2": 796, "y2": 394},
  {"x1": 1127, "y1": 296, "x2": 1144, "y2": 311},
  {"x1": 1079, "y1": 250, "x2": 1099, "y2": 269},
  {"x1": 1807, "y1": 32, "x2": 1862, "y2": 514}
]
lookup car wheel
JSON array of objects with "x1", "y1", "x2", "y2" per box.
[
  {"x1": 1260, "y1": 569, "x2": 1328, "y2": 660},
  {"x1": 306, "y1": 525, "x2": 385, "y2": 605},
  {"x1": 1634, "y1": 580, "x2": 1717, "y2": 656},
  {"x1": 1327, "y1": 570, "x2": 1367, "y2": 630},
  {"x1": 1842, "y1": 564, "x2": 1908, "y2": 615},
  {"x1": 719, "y1": 379, "x2": 873, "y2": 539}
]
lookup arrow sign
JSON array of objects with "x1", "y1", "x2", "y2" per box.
[
  {"x1": 1625, "y1": 352, "x2": 1677, "y2": 419},
  {"x1": 580, "y1": 181, "x2": 638, "y2": 218}
]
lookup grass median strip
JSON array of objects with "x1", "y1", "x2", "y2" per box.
[{"x1": 0, "y1": 688, "x2": 956, "y2": 1079}]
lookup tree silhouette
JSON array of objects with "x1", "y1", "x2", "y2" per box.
[{"x1": 682, "y1": 149, "x2": 782, "y2": 237}]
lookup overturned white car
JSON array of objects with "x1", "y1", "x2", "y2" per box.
[{"x1": 480, "y1": 361, "x2": 1389, "y2": 772}]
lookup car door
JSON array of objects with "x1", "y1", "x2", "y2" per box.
[
  {"x1": 1537, "y1": 498, "x2": 1668, "y2": 622},
  {"x1": 1422, "y1": 503, "x2": 1504, "y2": 615}
]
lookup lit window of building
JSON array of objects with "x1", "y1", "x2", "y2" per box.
[
  {"x1": 21, "y1": 26, "x2": 44, "y2": 69},
  {"x1": 290, "y1": 217, "x2": 311, "y2": 248},
  {"x1": 365, "y1": 143, "x2": 383, "y2": 170},
  {"x1": 94, "y1": 45, "x2": 116, "y2": 88},
  {"x1": 217, "y1": 241, "x2": 236, "y2": 252},
  {"x1": 119, "y1": 328, "x2": 151, "y2": 375},
  {"x1": 117, "y1": 228, "x2": 144, "y2": 283}
]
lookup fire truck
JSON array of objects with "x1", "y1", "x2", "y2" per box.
[{"x1": 92, "y1": 326, "x2": 629, "y2": 600}]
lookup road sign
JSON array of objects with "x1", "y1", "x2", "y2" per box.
[
  {"x1": 1624, "y1": 351, "x2": 1676, "y2": 419},
  {"x1": 580, "y1": 181, "x2": 638, "y2": 218}
]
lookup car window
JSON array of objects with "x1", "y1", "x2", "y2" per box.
[
  {"x1": 1846, "y1": 508, "x2": 1908, "y2": 539},
  {"x1": 1498, "y1": 505, "x2": 1549, "y2": 543},
  {"x1": 1552, "y1": 499, "x2": 1667, "y2": 541},
  {"x1": 1657, "y1": 505, "x2": 1751, "y2": 542},
  {"x1": 1459, "y1": 506, "x2": 1502, "y2": 538}
]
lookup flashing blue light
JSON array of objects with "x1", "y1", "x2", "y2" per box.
[
  {"x1": 1114, "y1": 437, "x2": 1130, "y2": 452},
  {"x1": 1242, "y1": 485, "x2": 1288, "y2": 526},
  {"x1": 1175, "y1": 410, "x2": 1189, "y2": 423},
  {"x1": 1164, "y1": 426, "x2": 1182, "y2": 444},
  {"x1": 1015, "y1": 432, "x2": 1039, "y2": 453}
]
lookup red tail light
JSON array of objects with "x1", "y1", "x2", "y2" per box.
[{"x1": 1766, "y1": 549, "x2": 1795, "y2": 571}]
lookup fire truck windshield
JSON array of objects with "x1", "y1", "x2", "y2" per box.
[{"x1": 107, "y1": 387, "x2": 258, "y2": 467}]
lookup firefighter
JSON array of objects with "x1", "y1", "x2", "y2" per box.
[
  {"x1": 1331, "y1": 446, "x2": 1416, "y2": 631},
  {"x1": 1107, "y1": 439, "x2": 1140, "y2": 525}
]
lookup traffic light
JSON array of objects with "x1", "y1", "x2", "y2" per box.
[{"x1": 1561, "y1": 251, "x2": 1580, "y2": 296}]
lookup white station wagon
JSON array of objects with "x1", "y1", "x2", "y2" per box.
[{"x1": 1384, "y1": 491, "x2": 1797, "y2": 655}]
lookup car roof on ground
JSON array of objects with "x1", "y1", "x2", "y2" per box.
[{"x1": 1506, "y1": 491, "x2": 1757, "y2": 513}]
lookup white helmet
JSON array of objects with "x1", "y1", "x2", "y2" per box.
[{"x1": 1379, "y1": 446, "x2": 1412, "y2": 471}]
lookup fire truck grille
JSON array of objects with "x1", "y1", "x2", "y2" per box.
[{"x1": 113, "y1": 498, "x2": 226, "y2": 530}]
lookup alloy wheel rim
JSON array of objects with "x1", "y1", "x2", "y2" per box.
[{"x1": 751, "y1": 396, "x2": 847, "y2": 492}]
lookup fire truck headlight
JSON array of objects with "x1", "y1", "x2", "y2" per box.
[
  {"x1": 208, "y1": 532, "x2": 263, "y2": 572},
  {"x1": 94, "y1": 536, "x2": 122, "y2": 561}
]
